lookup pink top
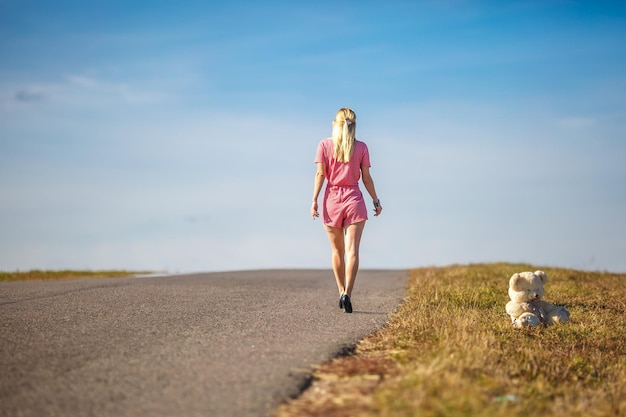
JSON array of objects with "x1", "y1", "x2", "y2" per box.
[{"x1": 314, "y1": 138, "x2": 371, "y2": 187}]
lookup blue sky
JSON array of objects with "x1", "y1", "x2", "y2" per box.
[{"x1": 1, "y1": 1, "x2": 625, "y2": 273}]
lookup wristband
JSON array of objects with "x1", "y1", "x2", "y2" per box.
[{"x1": 373, "y1": 200, "x2": 381, "y2": 208}]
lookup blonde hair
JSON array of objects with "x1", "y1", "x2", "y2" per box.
[{"x1": 331, "y1": 107, "x2": 357, "y2": 162}]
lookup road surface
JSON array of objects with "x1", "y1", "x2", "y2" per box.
[{"x1": 0, "y1": 269, "x2": 408, "y2": 417}]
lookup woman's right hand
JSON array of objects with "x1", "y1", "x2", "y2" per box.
[{"x1": 373, "y1": 199, "x2": 382, "y2": 217}]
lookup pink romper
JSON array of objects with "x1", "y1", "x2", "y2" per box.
[{"x1": 314, "y1": 138, "x2": 371, "y2": 228}]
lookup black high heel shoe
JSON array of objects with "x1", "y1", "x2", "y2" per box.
[
  {"x1": 339, "y1": 294, "x2": 344, "y2": 309},
  {"x1": 342, "y1": 294, "x2": 352, "y2": 313}
]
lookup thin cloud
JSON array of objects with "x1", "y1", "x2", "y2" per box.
[
  {"x1": 64, "y1": 74, "x2": 166, "y2": 105},
  {"x1": 14, "y1": 88, "x2": 46, "y2": 102}
]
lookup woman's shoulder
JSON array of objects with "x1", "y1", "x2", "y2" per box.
[
  {"x1": 315, "y1": 138, "x2": 333, "y2": 159},
  {"x1": 355, "y1": 140, "x2": 369, "y2": 149}
]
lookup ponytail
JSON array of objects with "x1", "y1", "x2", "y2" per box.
[{"x1": 332, "y1": 108, "x2": 356, "y2": 162}]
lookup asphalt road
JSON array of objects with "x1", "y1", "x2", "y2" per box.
[{"x1": 0, "y1": 269, "x2": 408, "y2": 417}]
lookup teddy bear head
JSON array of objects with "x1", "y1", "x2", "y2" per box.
[{"x1": 508, "y1": 270, "x2": 547, "y2": 304}]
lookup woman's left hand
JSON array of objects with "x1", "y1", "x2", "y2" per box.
[{"x1": 311, "y1": 201, "x2": 319, "y2": 219}]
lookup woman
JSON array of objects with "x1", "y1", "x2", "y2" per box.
[{"x1": 311, "y1": 107, "x2": 382, "y2": 313}]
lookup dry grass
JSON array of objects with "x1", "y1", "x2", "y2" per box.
[
  {"x1": 0, "y1": 269, "x2": 153, "y2": 282},
  {"x1": 276, "y1": 263, "x2": 626, "y2": 417}
]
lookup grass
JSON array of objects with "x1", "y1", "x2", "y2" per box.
[
  {"x1": 0, "y1": 269, "x2": 154, "y2": 282},
  {"x1": 275, "y1": 263, "x2": 626, "y2": 417}
]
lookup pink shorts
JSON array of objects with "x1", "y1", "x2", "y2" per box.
[{"x1": 323, "y1": 185, "x2": 368, "y2": 228}]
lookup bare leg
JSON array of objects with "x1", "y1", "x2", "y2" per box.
[
  {"x1": 325, "y1": 225, "x2": 346, "y2": 295},
  {"x1": 344, "y1": 221, "x2": 365, "y2": 297}
]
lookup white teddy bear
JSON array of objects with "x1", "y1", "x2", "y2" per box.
[{"x1": 505, "y1": 270, "x2": 570, "y2": 328}]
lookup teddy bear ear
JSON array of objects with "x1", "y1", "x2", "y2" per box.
[
  {"x1": 534, "y1": 270, "x2": 548, "y2": 284},
  {"x1": 509, "y1": 273, "x2": 523, "y2": 290}
]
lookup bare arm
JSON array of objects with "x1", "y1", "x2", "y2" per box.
[
  {"x1": 311, "y1": 163, "x2": 326, "y2": 219},
  {"x1": 361, "y1": 165, "x2": 382, "y2": 216}
]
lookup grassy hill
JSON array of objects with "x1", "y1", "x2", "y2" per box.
[
  {"x1": 0, "y1": 270, "x2": 152, "y2": 282},
  {"x1": 276, "y1": 263, "x2": 625, "y2": 417}
]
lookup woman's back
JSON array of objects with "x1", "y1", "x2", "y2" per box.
[{"x1": 314, "y1": 138, "x2": 370, "y2": 187}]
